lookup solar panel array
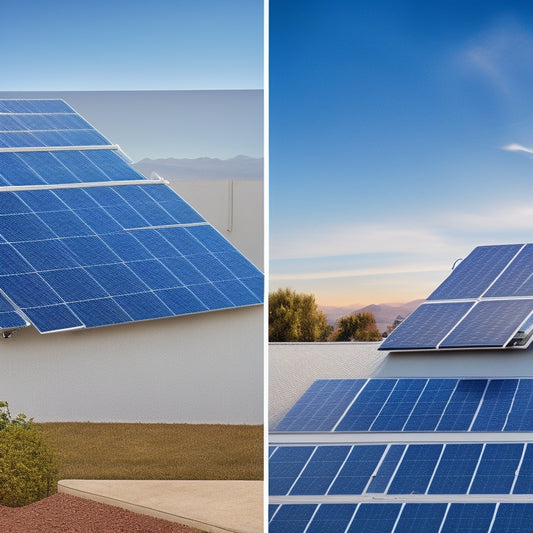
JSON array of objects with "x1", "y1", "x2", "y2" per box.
[
  {"x1": 271, "y1": 442, "x2": 533, "y2": 496},
  {"x1": 270, "y1": 378, "x2": 533, "y2": 532},
  {"x1": 269, "y1": 503, "x2": 533, "y2": 533},
  {"x1": 275, "y1": 378, "x2": 533, "y2": 432},
  {"x1": 379, "y1": 244, "x2": 533, "y2": 351},
  {"x1": 0, "y1": 100, "x2": 263, "y2": 333}
]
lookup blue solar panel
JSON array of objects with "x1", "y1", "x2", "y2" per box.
[
  {"x1": 366, "y1": 445, "x2": 405, "y2": 493},
  {"x1": 441, "y1": 504, "x2": 496, "y2": 533},
  {"x1": 436, "y1": 380, "x2": 487, "y2": 431},
  {"x1": 369, "y1": 379, "x2": 426, "y2": 430},
  {"x1": 305, "y1": 504, "x2": 357, "y2": 533},
  {"x1": 379, "y1": 302, "x2": 474, "y2": 351},
  {"x1": 485, "y1": 244, "x2": 533, "y2": 297},
  {"x1": 275, "y1": 378, "x2": 533, "y2": 434},
  {"x1": 471, "y1": 379, "x2": 518, "y2": 431},
  {"x1": 346, "y1": 504, "x2": 402, "y2": 533},
  {"x1": 440, "y1": 300, "x2": 533, "y2": 349},
  {"x1": 269, "y1": 504, "x2": 317, "y2": 533},
  {"x1": 504, "y1": 380, "x2": 533, "y2": 431},
  {"x1": 335, "y1": 379, "x2": 397, "y2": 431},
  {"x1": 492, "y1": 503, "x2": 533, "y2": 532},
  {"x1": 403, "y1": 379, "x2": 457, "y2": 431},
  {"x1": 395, "y1": 504, "x2": 448, "y2": 533},
  {"x1": 275, "y1": 379, "x2": 367, "y2": 432},
  {"x1": 0, "y1": 99, "x2": 110, "y2": 149},
  {"x1": 269, "y1": 447, "x2": 314, "y2": 496},
  {"x1": 513, "y1": 444, "x2": 533, "y2": 494},
  {"x1": 379, "y1": 243, "x2": 533, "y2": 351},
  {"x1": 24, "y1": 304, "x2": 82, "y2": 332},
  {"x1": 328, "y1": 445, "x2": 386, "y2": 494},
  {"x1": 428, "y1": 444, "x2": 482, "y2": 494},
  {"x1": 427, "y1": 244, "x2": 522, "y2": 300},
  {"x1": 0, "y1": 100, "x2": 263, "y2": 333},
  {"x1": 0, "y1": 292, "x2": 27, "y2": 329},
  {"x1": 289, "y1": 446, "x2": 351, "y2": 495},
  {"x1": 470, "y1": 444, "x2": 524, "y2": 494},
  {"x1": 387, "y1": 444, "x2": 443, "y2": 494}
]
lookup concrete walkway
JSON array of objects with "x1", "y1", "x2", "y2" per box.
[{"x1": 58, "y1": 479, "x2": 263, "y2": 533}]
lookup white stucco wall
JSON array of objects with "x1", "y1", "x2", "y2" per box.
[{"x1": 1, "y1": 306, "x2": 263, "y2": 423}]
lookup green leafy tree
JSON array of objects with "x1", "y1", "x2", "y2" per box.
[
  {"x1": 330, "y1": 311, "x2": 382, "y2": 342},
  {"x1": 269, "y1": 288, "x2": 332, "y2": 342}
]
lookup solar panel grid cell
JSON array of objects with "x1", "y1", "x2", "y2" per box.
[
  {"x1": 492, "y1": 503, "x2": 533, "y2": 532},
  {"x1": 427, "y1": 244, "x2": 522, "y2": 300},
  {"x1": 513, "y1": 444, "x2": 533, "y2": 494},
  {"x1": 440, "y1": 300, "x2": 533, "y2": 349},
  {"x1": 346, "y1": 503, "x2": 401, "y2": 533},
  {"x1": 269, "y1": 504, "x2": 318, "y2": 533},
  {"x1": 402, "y1": 379, "x2": 458, "y2": 431},
  {"x1": 471, "y1": 379, "x2": 518, "y2": 431},
  {"x1": 469, "y1": 444, "x2": 524, "y2": 494},
  {"x1": 328, "y1": 445, "x2": 387, "y2": 495},
  {"x1": 370, "y1": 379, "x2": 427, "y2": 431},
  {"x1": 269, "y1": 446, "x2": 315, "y2": 496},
  {"x1": 387, "y1": 444, "x2": 443, "y2": 495},
  {"x1": 440, "y1": 504, "x2": 496, "y2": 533},
  {"x1": 504, "y1": 380, "x2": 533, "y2": 431},
  {"x1": 394, "y1": 503, "x2": 448, "y2": 533},
  {"x1": 379, "y1": 302, "x2": 474, "y2": 351},
  {"x1": 427, "y1": 444, "x2": 482, "y2": 494},
  {"x1": 335, "y1": 379, "x2": 397, "y2": 431},
  {"x1": 290, "y1": 446, "x2": 351, "y2": 495},
  {"x1": 366, "y1": 445, "x2": 405, "y2": 493},
  {"x1": 436, "y1": 380, "x2": 487, "y2": 431},
  {"x1": 305, "y1": 504, "x2": 357, "y2": 533}
]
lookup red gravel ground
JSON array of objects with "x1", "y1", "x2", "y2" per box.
[{"x1": 0, "y1": 493, "x2": 203, "y2": 533}]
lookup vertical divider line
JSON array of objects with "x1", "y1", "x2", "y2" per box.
[
  {"x1": 332, "y1": 379, "x2": 369, "y2": 431},
  {"x1": 384, "y1": 444, "x2": 409, "y2": 495},
  {"x1": 510, "y1": 442, "x2": 527, "y2": 494},
  {"x1": 466, "y1": 442, "x2": 486, "y2": 494},
  {"x1": 468, "y1": 379, "x2": 491, "y2": 431},
  {"x1": 287, "y1": 446, "x2": 317, "y2": 496},
  {"x1": 437, "y1": 503, "x2": 451, "y2": 533},
  {"x1": 487, "y1": 502, "x2": 500, "y2": 533},
  {"x1": 390, "y1": 503, "x2": 406, "y2": 533},
  {"x1": 426, "y1": 443, "x2": 446, "y2": 495},
  {"x1": 435, "y1": 379, "x2": 460, "y2": 431},
  {"x1": 503, "y1": 379, "x2": 521, "y2": 431},
  {"x1": 302, "y1": 503, "x2": 320, "y2": 533},
  {"x1": 362, "y1": 444, "x2": 389, "y2": 494},
  {"x1": 343, "y1": 503, "x2": 360, "y2": 533},
  {"x1": 325, "y1": 445, "x2": 354, "y2": 495}
]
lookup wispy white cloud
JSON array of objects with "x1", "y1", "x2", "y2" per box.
[
  {"x1": 502, "y1": 143, "x2": 533, "y2": 155},
  {"x1": 270, "y1": 223, "x2": 454, "y2": 261},
  {"x1": 270, "y1": 200, "x2": 533, "y2": 295},
  {"x1": 458, "y1": 18, "x2": 533, "y2": 96}
]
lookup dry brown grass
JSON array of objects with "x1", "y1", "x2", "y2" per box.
[{"x1": 36, "y1": 423, "x2": 263, "y2": 481}]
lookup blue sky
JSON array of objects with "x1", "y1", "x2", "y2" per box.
[
  {"x1": 0, "y1": 1, "x2": 263, "y2": 160},
  {"x1": 1, "y1": 0, "x2": 262, "y2": 91},
  {"x1": 269, "y1": 0, "x2": 533, "y2": 307}
]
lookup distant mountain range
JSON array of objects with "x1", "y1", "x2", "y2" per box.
[
  {"x1": 320, "y1": 300, "x2": 424, "y2": 333},
  {"x1": 133, "y1": 155, "x2": 263, "y2": 180}
]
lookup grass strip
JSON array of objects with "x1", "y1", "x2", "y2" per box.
[{"x1": 36, "y1": 423, "x2": 263, "y2": 481}]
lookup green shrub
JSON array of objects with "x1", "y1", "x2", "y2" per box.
[{"x1": 0, "y1": 403, "x2": 58, "y2": 507}]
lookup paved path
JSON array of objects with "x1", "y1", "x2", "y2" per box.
[{"x1": 58, "y1": 479, "x2": 263, "y2": 533}]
